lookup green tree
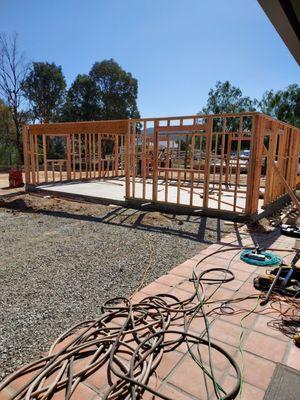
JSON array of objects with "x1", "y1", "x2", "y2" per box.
[
  {"x1": 90, "y1": 59, "x2": 140, "y2": 120},
  {"x1": 22, "y1": 62, "x2": 66, "y2": 122},
  {"x1": 200, "y1": 81, "x2": 256, "y2": 114},
  {"x1": 0, "y1": 99, "x2": 19, "y2": 165},
  {"x1": 0, "y1": 98, "x2": 14, "y2": 145},
  {"x1": 62, "y1": 74, "x2": 100, "y2": 121},
  {"x1": 259, "y1": 84, "x2": 300, "y2": 128},
  {"x1": 0, "y1": 33, "x2": 29, "y2": 165}
]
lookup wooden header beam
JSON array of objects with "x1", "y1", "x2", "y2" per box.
[
  {"x1": 156, "y1": 124, "x2": 206, "y2": 133},
  {"x1": 131, "y1": 112, "x2": 259, "y2": 123},
  {"x1": 27, "y1": 120, "x2": 129, "y2": 135},
  {"x1": 131, "y1": 112, "x2": 299, "y2": 130}
]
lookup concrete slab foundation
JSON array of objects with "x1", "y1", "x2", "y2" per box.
[{"x1": 37, "y1": 178, "x2": 264, "y2": 214}]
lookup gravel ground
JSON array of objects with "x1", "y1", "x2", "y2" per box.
[{"x1": 0, "y1": 194, "x2": 233, "y2": 379}]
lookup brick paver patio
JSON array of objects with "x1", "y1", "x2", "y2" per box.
[{"x1": 1, "y1": 227, "x2": 299, "y2": 399}]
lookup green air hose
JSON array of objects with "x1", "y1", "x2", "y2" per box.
[{"x1": 240, "y1": 250, "x2": 281, "y2": 266}]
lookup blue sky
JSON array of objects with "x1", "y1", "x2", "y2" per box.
[{"x1": 0, "y1": 0, "x2": 299, "y2": 117}]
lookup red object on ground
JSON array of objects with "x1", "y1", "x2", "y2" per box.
[{"x1": 8, "y1": 169, "x2": 24, "y2": 188}]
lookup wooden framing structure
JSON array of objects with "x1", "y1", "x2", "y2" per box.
[
  {"x1": 23, "y1": 113, "x2": 300, "y2": 219},
  {"x1": 23, "y1": 120, "x2": 128, "y2": 185}
]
